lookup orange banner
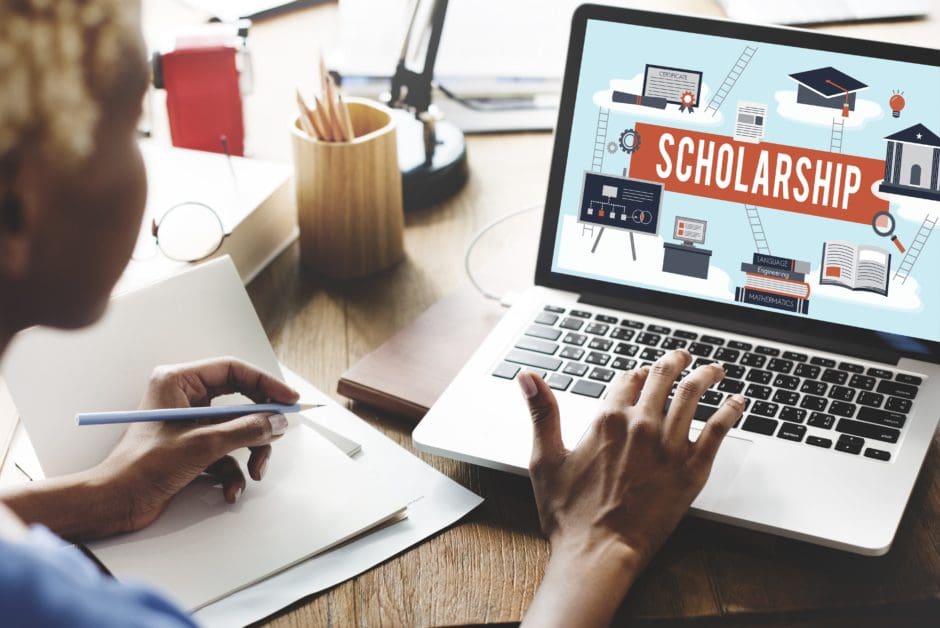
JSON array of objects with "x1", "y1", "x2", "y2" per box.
[{"x1": 628, "y1": 122, "x2": 888, "y2": 224}]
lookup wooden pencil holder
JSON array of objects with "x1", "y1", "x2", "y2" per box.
[{"x1": 291, "y1": 98, "x2": 405, "y2": 278}]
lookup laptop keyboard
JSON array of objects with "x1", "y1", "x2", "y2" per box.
[{"x1": 492, "y1": 304, "x2": 926, "y2": 463}]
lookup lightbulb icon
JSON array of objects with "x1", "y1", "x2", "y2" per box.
[{"x1": 890, "y1": 90, "x2": 906, "y2": 118}]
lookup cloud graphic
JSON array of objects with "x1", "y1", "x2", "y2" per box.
[
  {"x1": 774, "y1": 90, "x2": 883, "y2": 130},
  {"x1": 806, "y1": 270, "x2": 923, "y2": 312},
  {"x1": 555, "y1": 215, "x2": 735, "y2": 300},
  {"x1": 593, "y1": 74, "x2": 724, "y2": 126},
  {"x1": 870, "y1": 179, "x2": 940, "y2": 224}
]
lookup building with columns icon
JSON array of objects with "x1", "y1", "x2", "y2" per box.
[{"x1": 880, "y1": 123, "x2": 940, "y2": 202}]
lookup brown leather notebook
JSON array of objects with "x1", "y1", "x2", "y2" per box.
[{"x1": 337, "y1": 290, "x2": 506, "y2": 421}]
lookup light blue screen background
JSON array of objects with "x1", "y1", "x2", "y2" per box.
[{"x1": 551, "y1": 18, "x2": 940, "y2": 343}]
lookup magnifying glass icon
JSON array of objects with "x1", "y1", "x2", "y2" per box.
[{"x1": 871, "y1": 211, "x2": 907, "y2": 253}]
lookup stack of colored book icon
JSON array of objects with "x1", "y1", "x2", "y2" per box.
[{"x1": 735, "y1": 252, "x2": 812, "y2": 314}]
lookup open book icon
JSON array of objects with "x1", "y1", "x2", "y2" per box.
[{"x1": 821, "y1": 241, "x2": 891, "y2": 297}]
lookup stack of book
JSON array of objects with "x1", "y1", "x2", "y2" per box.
[{"x1": 735, "y1": 252, "x2": 811, "y2": 314}]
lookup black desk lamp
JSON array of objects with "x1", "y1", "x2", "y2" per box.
[{"x1": 384, "y1": 0, "x2": 468, "y2": 209}]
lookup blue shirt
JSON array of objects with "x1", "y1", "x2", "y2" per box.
[{"x1": 0, "y1": 525, "x2": 195, "y2": 628}]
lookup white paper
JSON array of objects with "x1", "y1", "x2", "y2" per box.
[{"x1": 734, "y1": 101, "x2": 768, "y2": 143}]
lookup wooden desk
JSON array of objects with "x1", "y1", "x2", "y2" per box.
[{"x1": 4, "y1": 1, "x2": 939, "y2": 625}]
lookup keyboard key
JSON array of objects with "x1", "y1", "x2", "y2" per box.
[
  {"x1": 779, "y1": 407, "x2": 806, "y2": 423},
  {"x1": 546, "y1": 373, "x2": 573, "y2": 391},
  {"x1": 595, "y1": 314, "x2": 618, "y2": 324},
  {"x1": 857, "y1": 406, "x2": 906, "y2": 429},
  {"x1": 864, "y1": 448, "x2": 891, "y2": 461},
  {"x1": 647, "y1": 324, "x2": 671, "y2": 334},
  {"x1": 585, "y1": 323, "x2": 610, "y2": 336},
  {"x1": 543, "y1": 305, "x2": 565, "y2": 313},
  {"x1": 534, "y1": 312, "x2": 559, "y2": 326},
  {"x1": 800, "y1": 395, "x2": 827, "y2": 411},
  {"x1": 828, "y1": 401, "x2": 856, "y2": 418},
  {"x1": 674, "y1": 329, "x2": 698, "y2": 340},
  {"x1": 728, "y1": 340, "x2": 752, "y2": 351},
  {"x1": 876, "y1": 380, "x2": 919, "y2": 400},
  {"x1": 611, "y1": 357, "x2": 636, "y2": 370},
  {"x1": 806, "y1": 435, "x2": 832, "y2": 448},
  {"x1": 808, "y1": 412, "x2": 835, "y2": 429},
  {"x1": 828, "y1": 385, "x2": 856, "y2": 402},
  {"x1": 752, "y1": 401, "x2": 779, "y2": 418},
  {"x1": 718, "y1": 379, "x2": 745, "y2": 393},
  {"x1": 895, "y1": 373, "x2": 923, "y2": 386},
  {"x1": 794, "y1": 363, "x2": 821, "y2": 379},
  {"x1": 867, "y1": 367, "x2": 892, "y2": 379},
  {"x1": 619, "y1": 319, "x2": 644, "y2": 329},
  {"x1": 526, "y1": 325, "x2": 562, "y2": 341},
  {"x1": 745, "y1": 384, "x2": 772, "y2": 400},
  {"x1": 614, "y1": 343, "x2": 639, "y2": 356},
  {"x1": 857, "y1": 391, "x2": 884, "y2": 408},
  {"x1": 701, "y1": 390, "x2": 724, "y2": 406},
  {"x1": 800, "y1": 380, "x2": 827, "y2": 396},
  {"x1": 563, "y1": 362, "x2": 589, "y2": 377},
  {"x1": 741, "y1": 353, "x2": 766, "y2": 368},
  {"x1": 563, "y1": 333, "x2": 587, "y2": 346},
  {"x1": 821, "y1": 369, "x2": 848, "y2": 385},
  {"x1": 777, "y1": 422, "x2": 806, "y2": 442},
  {"x1": 700, "y1": 335, "x2": 725, "y2": 345},
  {"x1": 663, "y1": 399, "x2": 718, "y2": 422},
  {"x1": 515, "y1": 337, "x2": 559, "y2": 355},
  {"x1": 742, "y1": 415, "x2": 778, "y2": 435},
  {"x1": 849, "y1": 374, "x2": 875, "y2": 391},
  {"x1": 588, "y1": 338, "x2": 613, "y2": 351},
  {"x1": 640, "y1": 348, "x2": 665, "y2": 361},
  {"x1": 714, "y1": 348, "x2": 740, "y2": 362},
  {"x1": 885, "y1": 397, "x2": 912, "y2": 413},
  {"x1": 586, "y1": 352, "x2": 611, "y2": 366},
  {"x1": 745, "y1": 369, "x2": 772, "y2": 384},
  {"x1": 755, "y1": 345, "x2": 780, "y2": 356},
  {"x1": 688, "y1": 342, "x2": 713, "y2": 357},
  {"x1": 589, "y1": 367, "x2": 615, "y2": 383},
  {"x1": 559, "y1": 347, "x2": 584, "y2": 360},
  {"x1": 767, "y1": 358, "x2": 794, "y2": 374},
  {"x1": 773, "y1": 375, "x2": 800, "y2": 391},
  {"x1": 692, "y1": 358, "x2": 716, "y2": 369},
  {"x1": 571, "y1": 379, "x2": 605, "y2": 398},
  {"x1": 836, "y1": 419, "x2": 900, "y2": 443},
  {"x1": 810, "y1": 356, "x2": 836, "y2": 367},
  {"x1": 571, "y1": 310, "x2": 592, "y2": 318},
  {"x1": 636, "y1": 332, "x2": 661, "y2": 346},
  {"x1": 560, "y1": 317, "x2": 584, "y2": 331},
  {"x1": 724, "y1": 364, "x2": 746, "y2": 379},
  {"x1": 782, "y1": 351, "x2": 808, "y2": 362},
  {"x1": 611, "y1": 327, "x2": 635, "y2": 341},
  {"x1": 835, "y1": 434, "x2": 864, "y2": 455},
  {"x1": 838, "y1": 361, "x2": 864, "y2": 374},
  {"x1": 505, "y1": 350, "x2": 562, "y2": 371},
  {"x1": 492, "y1": 362, "x2": 520, "y2": 379},
  {"x1": 661, "y1": 337, "x2": 688, "y2": 350},
  {"x1": 772, "y1": 390, "x2": 799, "y2": 406}
]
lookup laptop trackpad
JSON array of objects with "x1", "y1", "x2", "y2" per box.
[{"x1": 690, "y1": 430, "x2": 752, "y2": 510}]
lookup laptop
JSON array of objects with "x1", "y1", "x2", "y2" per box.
[{"x1": 413, "y1": 4, "x2": 940, "y2": 555}]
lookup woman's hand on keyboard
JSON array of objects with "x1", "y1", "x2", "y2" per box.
[{"x1": 518, "y1": 349, "x2": 746, "y2": 628}]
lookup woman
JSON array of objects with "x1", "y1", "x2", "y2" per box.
[{"x1": 0, "y1": 1, "x2": 745, "y2": 626}]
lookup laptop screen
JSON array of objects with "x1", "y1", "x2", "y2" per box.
[{"x1": 549, "y1": 16, "x2": 940, "y2": 345}]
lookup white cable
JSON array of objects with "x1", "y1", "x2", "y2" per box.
[{"x1": 464, "y1": 203, "x2": 542, "y2": 303}]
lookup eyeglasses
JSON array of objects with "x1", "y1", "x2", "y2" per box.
[{"x1": 133, "y1": 202, "x2": 229, "y2": 263}]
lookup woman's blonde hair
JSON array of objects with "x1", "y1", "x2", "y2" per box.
[{"x1": 0, "y1": 0, "x2": 142, "y2": 171}]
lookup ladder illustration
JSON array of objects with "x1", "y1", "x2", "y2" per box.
[
  {"x1": 829, "y1": 117, "x2": 845, "y2": 153},
  {"x1": 583, "y1": 107, "x2": 610, "y2": 238},
  {"x1": 893, "y1": 215, "x2": 937, "y2": 284},
  {"x1": 745, "y1": 205, "x2": 771, "y2": 255},
  {"x1": 705, "y1": 46, "x2": 758, "y2": 117}
]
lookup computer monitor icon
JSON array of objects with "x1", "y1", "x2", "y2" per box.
[{"x1": 674, "y1": 216, "x2": 707, "y2": 246}]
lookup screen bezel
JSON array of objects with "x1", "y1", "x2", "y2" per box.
[{"x1": 535, "y1": 3, "x2": 940, "y2": 364}]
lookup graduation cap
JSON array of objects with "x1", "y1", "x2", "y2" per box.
[{"x1": 789, "y1": 66, "x2": 868, "y2": 116}]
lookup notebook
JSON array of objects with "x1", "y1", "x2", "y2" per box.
[{"x1": 1, "y1": 257, "x2": 413, "y2": 610}]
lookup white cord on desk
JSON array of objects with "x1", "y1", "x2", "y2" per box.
[{"x1": 464, "y1": 203, "x2": 542, "y2": 305}]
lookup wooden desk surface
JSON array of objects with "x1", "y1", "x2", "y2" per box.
[{"x1": 4, "y1": 1, "x2": 938, "y2": 625}]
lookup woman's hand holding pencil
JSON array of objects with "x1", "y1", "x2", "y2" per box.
[{"x1": 296, "y1": 55, "x2": 356, "y2": 142}]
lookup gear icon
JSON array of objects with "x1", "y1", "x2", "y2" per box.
[
  {"x1": 618, "y1": 128, "x2": 641, "y2": 154},
  {"x1": 607, "y1": 141, "x2": 619, "y2": 154}
]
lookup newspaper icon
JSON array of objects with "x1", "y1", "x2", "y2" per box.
[{"x1": 734, "y1": 101, "x2": 768, "y2": 143}]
